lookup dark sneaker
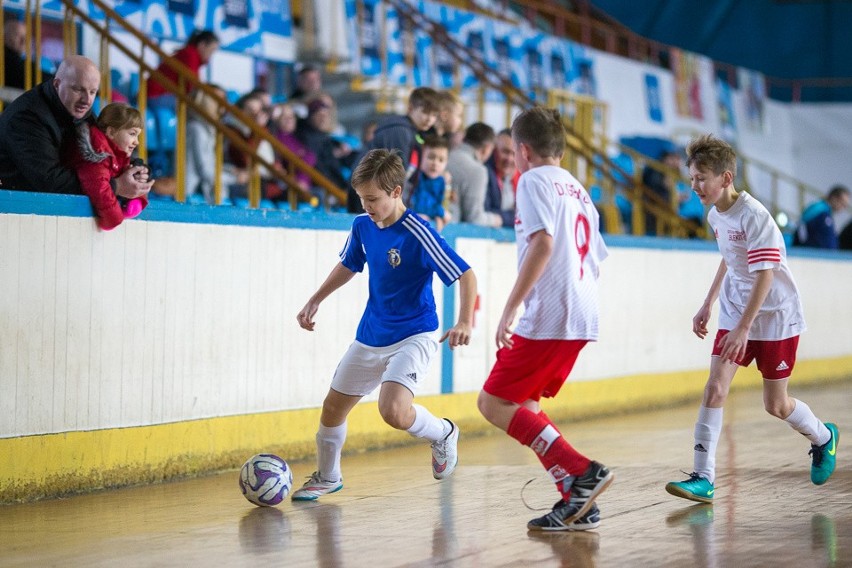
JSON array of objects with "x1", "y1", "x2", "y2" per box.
[
  {"x1": 810, "y1": 423, "x2": 839, "y2": 485},
  {"x1": 665, "y1": 472, "x2": 714, "y2": 503},
  {"x1": 527, "y1": 462, "x2": 613, "y2": 531}
]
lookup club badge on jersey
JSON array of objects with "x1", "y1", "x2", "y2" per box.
[{"x1": 387, "y1": 248, "x2": 401, "y2": 268}]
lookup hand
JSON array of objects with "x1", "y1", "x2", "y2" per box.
[
  {"x1": 495, "y1": 307, "x2": 517, "y2": 349},
  {"x1": 439, "y1": 322, "x2": 471, "y2": 350},
  {"x1": 692, "y1": 304, "x2": 712, "y2": 339},
  {"x1": 718, "y1": 327, "x2": 748, "y2": 364},
  {"x1": 115, "y1": 166, "x2": 153, "y2": 199},
  {"x1": 296, "y1": 301, "x2": 320, "y2": 331}
]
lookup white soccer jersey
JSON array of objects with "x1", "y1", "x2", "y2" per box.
[
  {"x1": 708, "y1": 192, "x2": 806, "y2": 340},
  {"x1": 513, "y1": 165, "x2": 608, "y2": 340}
]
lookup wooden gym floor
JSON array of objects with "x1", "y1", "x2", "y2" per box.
[{"x1": 1, "y1": 382, "x2": 849, "y2": 567}]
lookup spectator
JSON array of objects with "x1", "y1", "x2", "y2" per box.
[
  {"x1": 65, "y1": 102, "x2": 148, "y2": 230},
  {"x1": 272, "y1": 101, "x2": 317, "y2": 202},
  {"x1": 4, "y1": 19, "x2": 54, "y2": 90},
  {"x1": 409, "y1": 135, "x2": 452, "y2": 231},
  {"x1": 794, "y1": 185, "x2": 851, "y2": 249},
  {"x1": 433, "y1": 90, "x2": 464, "y2": 145},
  {"x1": 447, "y1": 122, "x2": 500, "y2": 228},
  {"x1": 484, "y1": 128, "x2": 518, "y2": 228},
  {"x1": 0, "y1": 55, "x2": 150, "y2": 199},
  {"x1": 296, "y1": 96, "x2": 348, "y2": 193},
  {"x1": 350, "y1": 86, "x2": 440, "y2": 212},
  {"x1": 185, "y1": 85, "x2": 245, "y2": 204},
  {"x1": 642, "y1": 150, "x2": 680, "y2": 236},
  {"x1": 148, "y1": 30, "x2": 219, "y2": 110},
  {"x1": 224, "y1": 92, "x2": 278, "y2": 201},
  {"x1": 290, "y1": 64, "x2": 323, "y2": 102}
]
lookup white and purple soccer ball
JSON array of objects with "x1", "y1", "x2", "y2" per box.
[{"x1": 239, "y1": 453, "x2": 293, "y2": 507}]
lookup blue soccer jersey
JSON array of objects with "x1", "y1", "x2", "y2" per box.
[{"x1": 339, "y1": 210, "x2": 470, "y2": 347}]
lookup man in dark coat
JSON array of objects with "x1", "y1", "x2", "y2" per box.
[{"x1": 0, "y1": 55, "x2": 150, "y2": 198}]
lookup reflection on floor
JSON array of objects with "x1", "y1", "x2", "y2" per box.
[{"x1": 1, "y1": 383, "x2": 849, "y2": 567}]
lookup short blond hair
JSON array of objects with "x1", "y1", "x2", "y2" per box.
[{"x1": 686, "y1": 134, "x2": 737, "y2": 178}]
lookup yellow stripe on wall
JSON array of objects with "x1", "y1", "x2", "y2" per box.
[{"x1": 2, "y1": 356, "x2": 850, "y2": 503}]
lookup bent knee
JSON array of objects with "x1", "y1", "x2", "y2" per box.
[
  {"x1": 764, "y1": 402, "x2": 789, "y2": 419},
  {"x1": 477, "y1": 390, "x2": 497, "y2": 420},
  {"x1": 378, "y1": 403, "x2": 409, "y2": 430}
]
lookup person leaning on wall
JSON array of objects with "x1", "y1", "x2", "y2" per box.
[{"x1": 0, "y1": 54, "x2": 152, "y2": 200}]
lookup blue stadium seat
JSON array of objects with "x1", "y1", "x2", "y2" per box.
[
  {"x1": 155, "y1": 107, "x2": 177, "y2": 152},
  {"x1": 145, "y1": 109, "x2": 159, "y2": 152},
  {"x1": 589, "y1": 184, "x2": 603, "y2": 203}
]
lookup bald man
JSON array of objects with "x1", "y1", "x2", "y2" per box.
[{"x1": 0, "y1": 55, "x2": 151, "y2": 198}]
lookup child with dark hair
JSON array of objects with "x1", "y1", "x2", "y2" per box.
[
  {"x1": 409, "y1": 135, "x2": 452, "y2": 231},
  {"x1": 66, "y1": 103, "x2": 149, "y2": 230}
]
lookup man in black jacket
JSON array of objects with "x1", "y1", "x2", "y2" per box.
[{"x1": 0, "y1": 54, "x2": 150, "y2": 198}]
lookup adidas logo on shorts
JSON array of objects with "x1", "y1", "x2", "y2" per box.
[
  {"x1": 776, "y1": 360, "x2": 789, "y2": 371},
  {"x1": 406, "y1": 372, "x2": 417, "y2": 381}
]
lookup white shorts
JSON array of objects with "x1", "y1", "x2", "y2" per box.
[{"x1": 330, "y1": 332, "x2": 438, "y2": 397}]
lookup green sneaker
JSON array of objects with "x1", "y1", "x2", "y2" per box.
[
  {"x1": 665, "y1": 473, "x2": 715, "y2": 503},
  {"x1": 810, "y1": 423, "x2": 839, "y2": 486}
]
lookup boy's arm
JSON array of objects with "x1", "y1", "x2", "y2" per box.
[
  {"x1": 296, "y1": 262, "x2": 357, "y2": 331},
  {"x1": 693, "y1": 259, "x2": 726, "y2": 339},
  {"x1": 439, "y1": 268, "x2": 477, "y2": 349},
  {"x1": 717, "y1": 268, "x2": 774, "y2": 363},
  {"x1": 496, "y1": 229, "x2": 553, "y2": 349}
]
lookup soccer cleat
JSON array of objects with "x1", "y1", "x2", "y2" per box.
[
  {"x1": 810, "y1": 423, "x2": 839, "y2": 485},
  {"x1": 665, "y1": 473, "x2": 715, "y2": 503},
  {"x1": 431, "y1": 419, "x2": 460, "y2": 480},
  {"x1": 527, "y1": 461, "x2": 613, "y2": 531},
  {"x1": 290, "y1": 471, "x2": 343, "y2": 501}
]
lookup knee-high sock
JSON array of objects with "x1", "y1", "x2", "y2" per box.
[
  {"x1": 317, "y1": 422, "x2": 347, "y2": 483},
  {"x1": 784, "y1": 398, "x2": 831, "y2": 446},
  {"x1": 407, "y1": 403, "x2": 450, "y2": 442},
  {"x1": 507, "y1": 406, "x2": 590, "y2": 499},
  {"x1": 693, "y1": 406, "x2": 723, "y2": 484}
]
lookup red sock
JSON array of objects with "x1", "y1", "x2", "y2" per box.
[{"x1": 507, "y1": 406, "x2": 591, "y2": 499}]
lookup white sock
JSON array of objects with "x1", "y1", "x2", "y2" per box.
[
  {"x1": 693, "y1": 406, "x2": 723, "y2": 484},
  {"x1": 407, "y1": 404, "x2": 450, "y2": 442},
  {"x1": 317, "y1": 422, "x2": 347, "y2": 483},
  {"x1": 784, "y1": 398, "x2": 831, "y2": 446}
]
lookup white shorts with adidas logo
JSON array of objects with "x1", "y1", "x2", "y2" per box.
[{"x1": 330, "y1": 332, "x2": 438, "y2": 397}]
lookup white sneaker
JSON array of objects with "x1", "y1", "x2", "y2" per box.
[
  {"x1": 291, "y1": 471, "x2": 343, "y2": 501},
  {"x1": 431, "y1": 419, "x2": 459, "y2": 480}
]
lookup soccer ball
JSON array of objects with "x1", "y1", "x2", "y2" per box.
[{"x1": 239, "y1": 453, "x2": 293, "y2": 507}]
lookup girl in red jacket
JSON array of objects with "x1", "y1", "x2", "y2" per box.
[{"x1": 68, "y1": 103, "x2": 147, "y2": 230}]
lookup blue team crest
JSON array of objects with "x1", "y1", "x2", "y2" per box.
[{"x1": 387, "y1": 248, "x2": 402, "y2": 268}]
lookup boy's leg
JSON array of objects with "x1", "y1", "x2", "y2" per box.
[
  {"x1": 757, "y1": 337, "x2": 837, "y2": 485},
  {"x1": 292, "y1": 388, "x2": 361, "y2": 501},
  {"x1": 377, "y1": 381, "x2": 458, "y2": 479},
  {"x1": 666, "y1": 357, "x2": 737, "y2": 503},
  {"x1": 479, "y1": 391, "x2": 612, "y2": 530},
  {"x1": 764, "y1": 380, "x2": 836, "y2": 484}
]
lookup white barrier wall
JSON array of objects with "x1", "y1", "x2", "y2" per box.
[{"x1": 2, "y1": 196, "x2": 851, "y2": 440}]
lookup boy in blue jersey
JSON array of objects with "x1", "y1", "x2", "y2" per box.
[{"x1": 292, "y1": 149, "x2": 478, "y2": 501}]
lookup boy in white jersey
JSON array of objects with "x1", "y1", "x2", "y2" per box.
[
  {"x1": 477, "y1": 107, "x2": 613, "y2": 531},
  {"x1": 292, "y1": 149, "x2": 477, "y2": 501},
  {"x1": 666, "y1": 134, "x2": 838, "y2": 504}
]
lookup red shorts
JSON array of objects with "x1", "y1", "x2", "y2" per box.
[
  {"x1": 712, "y1": 330, "x2": 799, "y2": 380},
  {"x1": 483, "y1": 336, "x2": 588, "y2": 404}
]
